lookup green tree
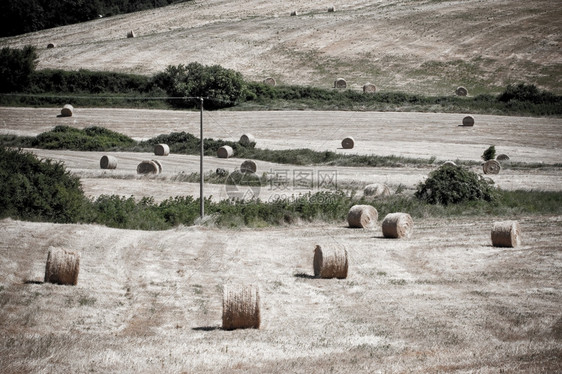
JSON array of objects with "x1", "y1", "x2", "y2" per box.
[
  {"x1": 481, "y1": 145, "x2": 496, "y2": 161},
  {"x1": 0, "y1": 45, "x2": 38, "y2": 92}
]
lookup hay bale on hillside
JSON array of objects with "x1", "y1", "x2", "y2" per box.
[
  {"x1": 382, "y1": 212, "x2": 414, "y2": 239},
  {"x1": 482, "y1": 159, "x2": 501, "y2": 174},
  {"x1": 44, "y1": 247, "x2": 80, "y2": 285},
  {"x1": 456, "y1": 86, "x2": 468, "y2": 96},
  {"x1": 263, "y1": 77, "x2": 276, "y2": 86},
  {"x1": 313, "y1": 245, "x2": 348, "y2": 279},
  {"x1": 363, "y1": 83, "x2": 377, "y2": 93},
  {"x1": 328, "y1": 6, "x2": 336, "y2": 12},
  {"x1": 222, "y1": 284, "x2": 261, "y2": 330},
  {"x1": 462, "y1": 115, "x2": 475, "y2": 127},
  {"x1": 137, "y1": 160, "x2": 160, "y2": 174},
  {"x1": 240, "y1": 160, "x2": 257, "y2": 174},
  {"x1": 334, "y1": 78, "x2": 347, "y2": 89},
  {"x1": 491, "y1": 220, "x2": 521, "y2": 247},
  {"x1": 100, "y1": 155, "x2": 117, "y2": 169},
  {"x1": 239, "y1": 134, "x2": 256, "y2": 146},
  {"x1": 217, "y1": 145, "x2": 234, "y2": 159},
  {"x1": 341, "y1": 137, "x2": 355, "y2": 149},
  {"x1": 60, "y1": 104, "x2": 73, "y2": 117},
  {"x1": 127, "y1": 30, "x2": 135, "y2": 38},
  {"x1": 154, "y1": 143, "x2": 170, "y2": 156},
  {"x1": 363, "y1": 183, "x2": 391, "y2": 197},
  {"x1": 47, "y1": 43, "x2": 56, "y2": 49},
  {"x1": 347, "y1": 205, "x2": 378, "y2": 228},
  {"x1": 496, "y1": 154, "x2": 510, "y2": 161}
]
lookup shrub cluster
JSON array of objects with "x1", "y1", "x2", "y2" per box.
[{"x1": 33, "y1": 126, "x2": 136, "y2": 151}]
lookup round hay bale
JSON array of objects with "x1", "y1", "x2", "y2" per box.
[
  {"x1": 456, "y1": 86, "x2": 468, "y2": 96},
  {"x1": 441, "y1": 161, "x2": 457, "y2": 167},
  {"x1": 341, "y1": 137, "x2": 355, "y2": 149},
  {"x1": 347, "y1": 204, "x2": 378, "y2": 228},
  {"x1": 263, "y1": 77, "x2": 276, "y2": 86},
  {"x1": 137, "y1": 160, "x2": 159, "y2": 174},
  {"x1": 290, "y1": 11, "x2": 298, "y2": 16},
  {"x1": 100, "y1": 155, "x2": 117, "y2": 169},
  {"x1": 382, "y1": 212, "x2": 414, "y2": 239},
  {"x1": 496, "y1": 154, "x2": 510, "y2": 161},
  {"x1": 313, "y1": 245, "x2": 348, "y2": 279},
  {"x1": 217, "y1": 145, "x2": 234, "y2": 159},
  {"x1": 328, "y1": 6, "x2": 336, "y2": 12},
  {"x1": 222, "y1": 284, "x2": 261, "y2": 330},
  {"x1": 44, "y1": 247, "x2": 80, "y2": 285},
  {"x1": 363, "y1": 83, "x2": 377, "y2": 93},
  {"x1": 240, "y1": 160, "x2": 257, "y2": 174},
  {"x1": 363, "y1": 183, "x2": 391, "y2": 197},
  {"x1": 334, "y1": 78, "x2": 347, "y2": 89},
  {"x1": 151, "y1": 159, "x2": 163, "y2": 174},
  {"x1": 60, "y1": 104, "x2": 73, "y2": 117},
  {"x1": 127, "y1": 30, "x2": 135, "y2": 38},
  {"x1": 482, "y1": 159, "x2": 501, "y2": 174},
  {"x1": 462, "y1": 115, "x2": 475, "y2": 127},
  {"x1": 239, "y1": 134, "x2": 256, "y2": 146},
  {"x1": 47, "y1": 43, "x2": 56, "y2": 49},
  {"x1": 491, "y1": 220, "x2": 521, "y2": 247},
  {"x1": 154, "y1": 143, "x2": 170, "y2": 156}
]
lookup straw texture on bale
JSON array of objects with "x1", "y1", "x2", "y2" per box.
[
  {"x1": 217, "y1": 145, "x2": 234, "y2": 158},
  {"x1": 462, "y1": 115, "x2": 475, "y2": 126},
  {"x1": 263, "y1": 77, "x2": 276, "y2": 86},
  {"x1": 222, "y1": 284, "x2": 261, "y2": 330},
  {"x1": 491, "y1": 221, "x2": 521, "y2": 247},
  {"x1": 47, "y1": 43, "x2": 56, "y2": 49},
  {"x1": 496, "y1": 154, "x2": 510, "y2": 161},
  {"x1": 363, "y1": 83, "x2": 377, "y2": 93},
  {"x1": 154, "y1": 143, "x2": 170, "y2": 156},
  {"x1": 60, "y1": 104, "x2": 73, "y2": 117},
  {"x1": 127, "y1": 30, "x2": 135, "y2": 38},
  {"x1": 482, "y1": 159, "x2": 501, "y2": 174},
  {"x1": 239, "y1": 134, "x2": 256, "y2": 146},
  {"x1": 334, "y1": 78, "x2": 347, "y2": 89},
  {"x1": 341, "y1": 137, "x2": 355, "y2": 149},
  {"x1": 137, "y1": 160, "x2": 160, "y2": 174},
  {"x1": 382, "y1": 212, "x2": 414, "y2": 239},
  {"x1": 456, "y1": 86, "x2": 468, "y2": 96},
  {"x1": 44, "y1": 247, "x2": 80, "y2": 285},
  {"x1": 313, "y1": 245, "x2": 348, "y2": 279},
  {"x1": 363, "y1": 183, "x2": 391, "y2": 197},
  {"x1": 347, "y1": 205, "x2": 378, "y2": 228},
  {"x1": 151, "y1": 159, "x2": 162, "y2": 174},
  {"x1": 100, "y1": 155, "x2": 117, "y2": 169},
  {"x1": 240, "y1": 160, "x2": 257, "y2": 174}
]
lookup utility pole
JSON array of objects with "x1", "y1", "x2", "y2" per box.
[{"x1": 199, "y1": 97, "x2": 204, "y2": 218}]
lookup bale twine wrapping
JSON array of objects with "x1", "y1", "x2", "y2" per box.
[
  {"x1": 154, "y1": 143, "x2": 170, "y2": 156},
  {"x1": 363, "y1": 83, "x2": 377, "y2": 93},
  {"x1": 328, "y1": 6, "x2": 336, "y2": 12},
  {"x1": 44, "y1": 247, "x2": 80, "y2": 285},
  {"x1": 334, "y1": 78, "x2": 347, "y2": 89},
  {"x1": 151, "y1": 159, "x2": 163, "y2": 174},
  {"x1": 240, "y1": 160, "x2": 257, "y2": 174},
  {"x1": 47, "y1": 43, "x2": 56, "y2": 49},
  {"x1": 263, "y1": 77, "x2": 276, "y2": 86},
  {"x1": 456, "y1": 86, "x2": 468, "y2": 96},
  {"x1": 100, "y1": 155, "x2": 117, "y2": 169},
  {"x1": 491, "y1": 221, "x2": 521, "y2": 247},
  {"x1": 137, "y1": 160, "x2": 160, "y2": 174},
  {"x1": 382, "y1": 212, "x2": 414, "y2": 239},
  {"x1": 341, "y1": 137, "x2": 355, "y2": 149},
  {"x1": 347, "y1": 204, "x2": 378, "y2": 228},
  {"x1": 363, "y1": 183, "x2": 391, "y2": 197},
  {"x1": 462, "y1": 115, "x2": 475, "y2": 126},
  {"x1": 217, "y1": 145, "x2": 234, "y2": 159},
  {"x1": 239, "y1": 134, "x2": 256, "y2": 146},
  {"x1": 127, "y1": 30, "x2": 135, "y2": 38},
  {"x1": 313, "y1": 245, "x2": 348, "y2": 279},
  {"x1": 482, "y1": 159, "x2": 501, "y2": 174},
  {"x1": 496, "y1": 154, "x2": 510, "y2": 161},
  {"x1": 222, "y1": 284, "x2": 261, "y2": 330},
  {"x1": 60, "y1": 104, "x2": 73, "y2": 117}
]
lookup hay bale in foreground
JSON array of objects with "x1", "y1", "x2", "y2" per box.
[
  {"x1": 60, "y1": 104, "x2": 73, "y2": 117},
  {"x1": 154, "y1": 143, "x2": 169, "y2": 156},
  {"x1": 263, "y1": 77, "x2": 276, "y2": 86},
  {"x1": 47, "y1": 43, "x2": 56, "y2": 49},
  {"x1": 217, "y1": 145, "x2": 234, "y2": 159},
  {"x1": 462, "y1": 115, "x2": 475, "y2": 127},
  {"x1": 347, "y1": 205, "x2": 378, "y2": 228},
  {"x1": 491, "y1": 221, "x2": 521, "y2": 247},
  {"x1": 456, "y1": 86, "x2": 468, "y2": 96},
  {"x1": 222, "y1": 284, "x2": 261, "y2": 330},
  {"x1": 313, "y1": 245, "x2": 348, "y2": 279},
  {"x1": 382, "y1": 212, "x2": 414, "y2": 239},
  {"x1": 363, "y1": 83, "x2": 377, "y2": 93},
  {"x1": 127, "y1": 30, "x2": 135, "y2": 38},
  {"x1": 137, "y1": 160, "x2": 160, "y2": 174},
  {"x1": 151, "y1": 159, "x2": 162, "y2": 174},
  {"x1": 100, "y1": 155, "x2": 117, "y2": 169},
  {"x1": 334, "y1": 78, "x2": 347, "y2": 89},
  {"x1": 482, "y1": 159, "x2": 501, "y2": 174},
  {"x1": 239, "y1": 134, "x2": 256, "y2": 146},
  {"x1": 363, "y1": 183, "x2": 391, "y2": 197},
  {"x1": 341, "y1": 137, "x2": 355, "y2": 149},
  {"x1": 496, "y1": 154, "x2": 510, "y2": 161},
  {"x1": 240, "y1": 160, "x2": 257, "y2": 174},
  {"x1": 44, "y1": 247, "x2": 80, "y2": 285}
]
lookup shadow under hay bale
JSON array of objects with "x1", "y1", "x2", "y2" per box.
[
  {"x1": 341, "y1": 136, "x2": 355, "y2": 149},
  {"x1": 154, "y1": 143, "x2": 169, "y2": 156},
  {"x1": 44, "y1": 247, "x2": 80, "y2": 286},
  {"x1": 217, "y1": 145, "x2": 234, "y2": 159},
  {"x1": 313, "y1": 245, "x2": 348, "y2": 279},
  {"x1": 222, "y1": 284, "x2": 261, "y2": 330},
  {"x1": 137, "y1": 160, "x2": 160, "y2": 174},
  {"x1": 60, "y1": 104, "x2": 73, "y2": 117},
  {"x1": 456, "y1": 86, "x2": 468, "y2": 96},
  {"x1": 347, "y1": 204, "x2": 378, "y2": 228},
  {"x1": 382, "y1": 212, "x2": 414, "y2": 239},
  {"x1": 334, "y1": 78, "x2": 347, "y2": 89},
  {"x1": 363, "y1": 83, "x2": 377, "y2": 93},
  {"x1": 462, "y1": 115, "x2": 475, "y2": 127},
  {"x1": 482, "y1": 159, "x2": 501, "y2": 174},
  {"x1": 263, "y1": 77, "x2": 276, "y2": 86},
  {"x1": 100, "y1": 155, "x2": 117, "y2": 169},
  {"x1": 239, "y1": 133, "x2": 256, "y2": 146},
  {"x1": 363, "y1": 183, "x2": 391, "y2": 197},
  {"x1": 240, "y1": 160, "x2": 257, "y2": 174},
  {"x1": 491, "y1": 221, "x2": 521, "y2": 247}
]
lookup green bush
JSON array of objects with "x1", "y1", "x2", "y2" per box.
[
  {"x1": 481, "y1": 145, "x2": 496, "y2": 161},
  {"x1": 33, "y1": 125, "x2": 136, "y2": 151},
  {"x1": 0, "y1": 45, "x2": 38, "y2": 92},
  {"x1": 415, "y1": 164, "x2": 497, "y2": 205}
]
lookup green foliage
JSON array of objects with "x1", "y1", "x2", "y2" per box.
[
  {"x1": 32, "y1": 126, "x2": 136, "y2": 151},
  {"x1": 481, "y1": 145, "x2": 496, "y2": 161},
  {"x1": 0, "y1": 147, "x2": 88, "y2": 223},
  {"x1": 0, "y1": 46, "x2": 38, "y2": 92},
  {"x1": 415, "y1": 164, "x2": 497, "y2": 205}
]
